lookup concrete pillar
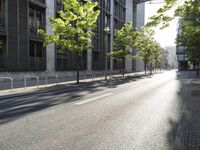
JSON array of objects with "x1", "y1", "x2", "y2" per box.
[
  {"x1": 87, "y1": 49, "x2": 92, "y2": 71},
  {"x1": 135, "y1": 3, "x2": 145, "y2": 72},
  {"x1": 125, "y1": 0, "x2": 134, "y2": 72},
  {"x1": 110, "y1": 0, "x2": 114, "y2": 71},
  {"x1": 46, "y1": 0, "x2": 56, "y2": 74}
]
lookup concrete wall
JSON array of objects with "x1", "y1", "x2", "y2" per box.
[
  {"x1": 125, "y1": 1, "x2": 145, "y2": 72},
  {"x1": 135, "y1": 2, "x2": 145, "y2": 72},
  {"x1": 46, "y1": 0, "x2": 56, "y2": 74},
  {"x1": 125, "y1": 0, "x2": 133, "y2": 72},
  {"x1": 110, "y1": 0, "x2": 115, "y2": 71}
]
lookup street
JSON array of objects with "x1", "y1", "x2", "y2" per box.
[{"x1": 0, "y1": 71, "x2": 186, "y2": 150}]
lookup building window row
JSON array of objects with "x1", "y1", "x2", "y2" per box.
[
  {"x1": 31, "y1": 0, "x2": 45, "y2": 4},
  {"x1": 29, "y1": 6, "x2": 45, "y2": 36},
  {"x1": 0, "y1": 0, "x2": 132, "y2": 72},
  {"x1": 29, "y1": 40, "x2": 46, "y2": 70},
  {"x1": 0, "y1": 0, "x2": 5, "y2": 27},
  {"x1": 113, "y1": 0, "x2": 126, "y2": 70}
]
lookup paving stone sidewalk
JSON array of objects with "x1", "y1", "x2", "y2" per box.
[{"x1": 174, "y1": 72, "x2": 200, "y2": 150}]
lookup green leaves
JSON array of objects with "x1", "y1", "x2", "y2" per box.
[
  {"x1": 176, "y1": 0, "x2": 200, "y2": 64},
  {"x1": 38, "y1": 0, "x2": 100, "y2": 54},
  {"x1": 145, "y1": 0, "x2": 177, "y2": 29},
  {"x1": 110, "y1": 23, "x2": 137, "y2": 62},
  {"x1": 109, "y1": 23, "x2": 162, "y2": 71},
  {"x1": 134, "y1": 28, "x2": 162, "y2": 68}
]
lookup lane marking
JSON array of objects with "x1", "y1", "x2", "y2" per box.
[
  {"x1": 75, "y1": 93, "x2": 112, "y2": 105},
  {"x1": 131, "y1": 83, "x2": 144, "y2": 88}
]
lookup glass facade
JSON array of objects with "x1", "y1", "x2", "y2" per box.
[
  {"x1": 113, "y1": 0, "x2": 126, "y2": 70},
  {"x1": 0, "y1": 0, "x2": 4, "y2": 27},
  {"x1": 29, "y1": 40, "x2": 46, "y2": 70},
  {"x1": 55, "y1": 0, "x2": 87, "y2": 71},
  {"x1": 0, "y1": 0, "x2": 144, "y2": 72},
  {"x1": 92, "y1": 0, "x2": 111, "y2": 70},
  {"x1": 29, "y1": 6, "x2": 45, "y2": 36}
]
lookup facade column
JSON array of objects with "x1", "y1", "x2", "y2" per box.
[
  {"x1": 125, "y1": 0, "x2": 134, "y2": 72},
  {"x1": 110, "y1": 0, "x2": 114, "y2": 72},
  {"x1": 87, "y1": 49, "x2": 92, "y2": 71},
  {"x1": 46, "y1": 0, "x2": 55, "y2": 74},
  {"x1": 135, "y1": 3, "x2": 145, "y2": 72}
]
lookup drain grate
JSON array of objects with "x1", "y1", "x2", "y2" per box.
[{"x1": 191, "y1": 90, "x2": 200, "y2": 97}]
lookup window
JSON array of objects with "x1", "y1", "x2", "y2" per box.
[
  {"x1": 0, "y1": 0, "x2": 4, "y2": 26},
  {"x1": 133, "y1": 4, "x2": 137, "y2": 27},
  {"x1": 29, "y1": 7, "x2": 45, "y2": 35},
  {"x1": 105, "y1": 0, "x2": 110, "y2": 11},
  {"x1": 0, "y1": 36, "x2": 5, "y2": 56},
  {"x1": 105, "y1": 14, "x2": 110, "y2": 27},
  {"x1": 93, "y1": 51, "x2": 99, "y2": 61},
  {"x1": 56, "y1": 0, "x2": 63, "y2": 17},
  {"x1": 114, "y1": 2, "x2": 119, "y2": 17},
  {"x1": 29, "y1": 41, "x2": 44, "y2": 57}
]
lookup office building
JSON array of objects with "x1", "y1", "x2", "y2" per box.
[{"x1": 0, "y1": 0, "x2": 145, "y2": 80}]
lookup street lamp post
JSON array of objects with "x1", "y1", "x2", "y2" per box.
[{"x1": 104, "y1": 26, "x2": 110, "y2": 81}]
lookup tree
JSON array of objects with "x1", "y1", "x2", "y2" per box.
[
  {"x1": 159, "y1": 48, "x2": 169, "y2": 70},
  {"x1": 39, "y1": 0, "x2": 100, "y2": 83},
  {"x1": 145, "y1": 0, "x2": 200, "y2": 75},
  {"x1": 145, "y1": 0, "x2": 178, "y2": 29},
  {"x1": 176, "y1": 0, "x2": 200, "y2": 75},
  {"x1": 149, "y1": 41, "x2": 161, "y2": 73},
  {"x1": 109, "y1": 23, "x2": 137, "y2": 77},
  {"x1": 133, "y1": 27, "x2": 160, "y2": 75}
]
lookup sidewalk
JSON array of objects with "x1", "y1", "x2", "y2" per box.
[
  {"x1": 174, "y1": 71, "x2": 200, "y2": 150},
  {"x1": 0, "y1": 71, "x2": 148, "y2": 97}
]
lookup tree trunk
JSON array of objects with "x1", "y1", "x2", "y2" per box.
[
  {"x1": 122, "y1": 58, "x2": 125, "y2": 77},
  {"x1": 197, "y1": 61, "x2": 200, "y2": 76},
  {"x1": 77, "y1": 52, "x2": 80, "y2": 84},
  {"x1": 150, "y1": 63, "x2": 153, "y2": 74},
  {"x1": 144, "y1": 63, "x2": 147, "y2": 75}
]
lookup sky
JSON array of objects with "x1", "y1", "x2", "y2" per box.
[{"x1": 145, "y1": 2, "x2": 179, "y2": 48}]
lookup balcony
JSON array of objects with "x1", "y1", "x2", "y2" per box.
[
  {"x1": 29, "y1": 0, "x2": 46, "y2": 8},
  {"x1": 133, "y1": 0, "x2": 151, "y2": 4},
  {"x1": 30, "y1": 0, "x2": 45, "y2": 4}
]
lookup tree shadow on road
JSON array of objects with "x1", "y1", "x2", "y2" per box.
[{"x1": 0, "y1": 74, "x2": 153, "y2": 124}]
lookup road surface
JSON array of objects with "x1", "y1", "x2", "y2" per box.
[{"x1": 0, "y1": 71, "x2": 185, "y2": 150}]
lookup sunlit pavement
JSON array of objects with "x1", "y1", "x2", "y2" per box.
[{"x1": 0, "y1": 70, "x2": 197, "y2": 150}]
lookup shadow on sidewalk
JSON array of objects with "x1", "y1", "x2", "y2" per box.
[
  {"x1": 0, "y1": 74, "x2": 152, "y2": 124},
  {"x1": 166, "y1": 71, "x2": 200, "y2": 150}
]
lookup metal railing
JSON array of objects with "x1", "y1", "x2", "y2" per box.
[
  {"x1": 45, "y1": 75, "x2": 58, "y2": 86},
  {"x1": 24, "y1": 76, "x2": 39, "y2": 89},
  {"x1": 84, "y1": 72, "x2": 96, "y2": 82},
  {"x1": 0, "y1": 77, "x2": 13, "y2": 91}
]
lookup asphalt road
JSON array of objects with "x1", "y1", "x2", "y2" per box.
[{"x1": 0, "y1": 71, "x2": 185, "y2": 150}]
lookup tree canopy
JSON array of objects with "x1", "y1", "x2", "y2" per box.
[
  {"x1": 39, "y1": 0, "x2": 100, "y2": 83},
  {"x1": 146, "y1": 0, "x2": 200, "y2": 74},
  {"x1": 109, "y1": 23, "x2": 137, "y2": 76},
  {"x1": 176, "y1": 0, "x2": 200, "y2": 74},
  {"x1": 110, "y1": 23, "x2": 163, "y2": 75}
]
